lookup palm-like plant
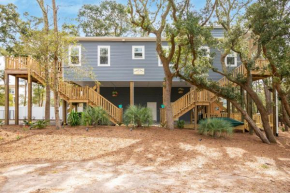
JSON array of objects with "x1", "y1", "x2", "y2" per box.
[
  {"x1": 67, "y1": 110, "x2": 81, "y2": 126},
  {"x1": 198, "y1": 118, "x2": 233, "y2": 138},
  {"x1": 82, "y1": 106, "x2": 110, "y2": 126},
  {"x1": 124, "y1": 105, "x2": 153, "y2": 127}
]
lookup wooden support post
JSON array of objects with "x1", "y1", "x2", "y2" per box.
[
  {"x1": 4, "y1": 73, "x2": 9, "y2": 125},
  {"x1": 247, "y1": 91, "x2": 253, "y2": 134},
  {"x1": 194, "y1": 105, "x2": 198, "y2": 129},
  {"x1": 240, "y1": 87, "x2": 245, "y2": 122},
  {"x1": 190, "y1": 110, "x2": 192, "y2": 124},
  {"x1": 273, "y1": 88, "x2": 278, "y2": 136},
  {"x1": 227, "y1": 100, "x2": 231, "y2": 118},
  {"x1": 130, "y1": 81, "x2": 134, "y2": 106},
  {"x1": 28, "y1": 75, "x2": 32, "y2": 122},
  {"x1": 15, "y1": 77, "x2": 19, "y2": 125},
  {"x1": 97, "y1": 83, "x2": 100, "y2": 94},
  {"x1": 62, "y1": 100, "x2": 67, "y2": 125}
]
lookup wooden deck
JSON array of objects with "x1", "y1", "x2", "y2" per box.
[{"x1": 5, "y1": 57, "x2": 123, "y2": 124}]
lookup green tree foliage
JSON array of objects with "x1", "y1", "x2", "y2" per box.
[
  {"x1": 246, "y1": 0, "x2": 290, "y2": 123},
  {"x1": 62, "y1": 23, "x2": 79, "y2": 36},
  {"x1": 123, "y1": 105, "x2": 153, "y2": 127},
  {"x1": 78, "y1": 1, "x2": 131, "y2": 37},
  {"x1": 0, "y1": 3, "x2": 28, "y2": 55},
  {"x1": 82, "y1": 106, "x2": 110, "y2": 126},
  {"x1": 0, "y1": 86, "x2": 13, "y2": 106},
  {"x1": 32, "y1": 84, "x2": 45, "y2": 107}
]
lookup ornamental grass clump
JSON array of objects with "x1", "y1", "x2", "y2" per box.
[
  {"x1": 67, "y1": 110, "x2": 81, "y2": 126},
  {"x1": 82, "y1": 106, "x2": 110, "y2": 126},
  {"x1": 124, "y1": 105, "x2": 153, "y2": 127},
  {"x1": 198, "y1": 118, "x2": 233, "y2": 138}
]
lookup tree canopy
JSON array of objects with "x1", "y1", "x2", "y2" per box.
[{"x1": 78, "y1": 1, "x2": 131, "y2": 37}]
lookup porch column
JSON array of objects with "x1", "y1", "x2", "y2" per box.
[
  {"x1": 97, "y1": 83, "x2": 100, "y2": 94},
  {"x1": 130, "y1": 81, "x2": 134, "y2": 106},
  {"x1": 4, "y1": 73, "x2": 9, "y2": 125},
  {"x1": 62, "y1": 100, "x2": 67, "y2": 125},
  {"x1": 28, "y1": 75, "x2": 32, "y2": 122},
  {"x1": 15, "y1": 77, "x2": 19, "y2": 125}
]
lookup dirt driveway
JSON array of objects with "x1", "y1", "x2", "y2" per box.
[{"x1": 0, "y1": 126, "x2": 290, "y2": 193}]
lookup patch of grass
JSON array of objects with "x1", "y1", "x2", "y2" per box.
[
  {"x1": 198, "y1": 118, "x2": 233, "y2": 138},
  {"x1": 16, "y1": 135, "x2": 22, "y2": 140},
  {"x1": 261, "y1": 164, "x2": 269, "y2": 169}
]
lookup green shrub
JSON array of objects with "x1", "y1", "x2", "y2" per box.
[
  {"x1": 124, "y1": 105, "x2": 153, "y2": 127},
  {"x1": 198, "y1": 118, "x2": 233, "y2": 138},
  {"x1": 177, "y1": 120, "x2": 185, "y2": 129},
  {"x1": 23, "y1": 118, "x2": 32, "y2": 126},
  {"x1": 82, "y1": 106, "x2": 110, "y2": 126},
  {"x1": 30, "y1": 120, "x2": 49, "y2": 129},
  {"x1": 68, "y1": 110, "x2": 81, "y2": 126}
]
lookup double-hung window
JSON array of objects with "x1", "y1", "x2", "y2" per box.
[
  {"x1": 225, "y1": 52, "x2": 237, "y2": 67},
  {"x1": 69, "y1": 45, "x2": 81, "y2": 66},
  {"x1": 98, "y1": 46, "x2": 110, "y2": 66},
  {"x1": 132, "y1": 46, "x2": 145, "y2": 59}
]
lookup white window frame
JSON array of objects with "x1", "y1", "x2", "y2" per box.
[
  {"x1": 98, "y1": 46, "x2": 110, "y2": 66},
  {"x1": 158, "y1": 46, "x2": 174, "y2": 67},
  {"x1": 132, "y1": 46, "x2": 145, "y2": 59},
  {"x1": 225, "y1": 52, "x2": 237, "y2": 67},
  {"x1": 199, "y1": 46, "x2": 210, "y2": 58},
  {"x1": 68, "y1": 45, "x2": 81, "y2": 66}
]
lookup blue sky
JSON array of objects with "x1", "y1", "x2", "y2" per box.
[{"x1": 1, "y1": 0, "x2": 206, "y2": 35}]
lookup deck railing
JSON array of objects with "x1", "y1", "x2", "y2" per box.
[
  {"x1": 5, "y1": 56, "x2": 122, "y2": 124},
  {"x1": 5, "y1": 57, "x2": 29, "y2": 70}
]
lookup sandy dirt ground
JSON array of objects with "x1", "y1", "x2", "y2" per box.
[{"x1": 0, "y1": 126, "x2": 290, "y2": 193}]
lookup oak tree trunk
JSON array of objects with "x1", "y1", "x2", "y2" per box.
[
  {"x1": 52, "y1": 0, "x2": 61, "y2": 129},
  {"x1": 245, "y1": 86, "x2": 276, "y2": 143},
  {"x1": 263, "y1": 80, "x2": 272, "y2": 115},
  {"x1": 231, "y1": 100, "x2": 270, "y2": 144},
  {"x1": 164, "y1": 77, "x2": 174, "y2": 130}
]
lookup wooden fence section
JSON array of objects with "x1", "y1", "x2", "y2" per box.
[{"x1": 5, "y1": 56, "x2": 123, "y2": 124}]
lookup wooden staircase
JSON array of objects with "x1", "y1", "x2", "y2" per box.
[
  {"x1": 5, "y1": 57, "x2": 123, "y2": 124},
  {"x1": 160, "y1": 59, "x2": 270, "y2": 124}
]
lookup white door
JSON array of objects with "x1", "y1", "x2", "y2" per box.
[{"x1": 147, "y1": 102, "x2": 157, "y2": 121}]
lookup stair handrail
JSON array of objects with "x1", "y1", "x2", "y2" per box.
[{"x1": 88, "y1": 88, "x2": 122, "y2": 123}]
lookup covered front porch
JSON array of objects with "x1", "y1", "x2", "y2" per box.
[{"x1": 74, "y1": 81, "x2": 193, "y2": 122}]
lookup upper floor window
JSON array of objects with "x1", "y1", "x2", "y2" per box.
[
  {"x1": 69, "y1": 45, "x2": 81, "y2": 66},
  {"x1": 199, "y1": 46, "x2": 210, "y2": 57},
  {"x1": 98, "y1": 46, "x2": 110, "y2": 66},
  {"x1": 132, "y1": 46, "x2": 145, "y2": 59},
  {"x1": 158, "y1": 46, "x2": 174, "y2": 67},
  {"x1": 225, "y1": 52, "x2": 237, "y2": 67}
]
